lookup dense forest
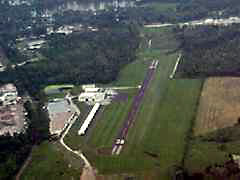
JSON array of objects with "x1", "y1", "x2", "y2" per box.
[
  {"x1": 0, "y1": 0, "x2": 173, "y2": 64},
  {"x1": 175, "y1": 24, "x2": 240, "y2": 77},
  {"x1": 177, "y1": 0, "x2": 240, "y2": 21},
  {"x1": 0, "y1": 24, "x2": 141, "y2": 96}
]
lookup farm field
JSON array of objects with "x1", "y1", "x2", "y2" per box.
[
  {"x1": 63, "y1": 27, "x2": 203, "y2": 179},
  {"x1": 185, "y1": 77, "x2": 240, "y2": 174},
  {"x1": 185, "y1": 77, "x2": 240, "y2": 172},
  {"x1": 194, "y1": 77, "x2": 240, "y2": 135}
]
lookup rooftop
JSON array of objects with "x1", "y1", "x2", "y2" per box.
[
  {"x1": 47, "y1": 99, "x2": 75, "y2": 135},
  {"x1": 0, "y1": 84, "x2": 17, "y2": 93},
  {"x1": 0, "y1": 104, "x2": 25, "y2": 136}
]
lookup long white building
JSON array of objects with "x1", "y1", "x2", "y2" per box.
[{"x1": 78, "y1": 103, "x2": 100, "y2": 135}]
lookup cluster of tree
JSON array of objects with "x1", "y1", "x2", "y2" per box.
[
  {"x1": 53, "y1": 6, "x2": 179, "y2": 29},
  {"x1": 0, "y1": 0, "x2": 179, "y2": 65},
  {"x1": 0, "y1": 101, "x2": 49, "y2": 180},
  {"x1": 175, "y1": 24, "x2": 240, "y2": 77},
  {"x1": 185, "y1": 159, "x2": 240, "y2": 179},
  {"x1": 0, "y1": 1, "x2": 49, "y2": 63},
  {"x1": 176, "y1": 0, "x2": 240, "y2": 21},
  {"x1": 0, "y1": 24, "x2": 141, "y2": 96}
]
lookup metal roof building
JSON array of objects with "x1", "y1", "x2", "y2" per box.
[
  {"x1": 47, "y1": 99, "x2": 75, "y2": 135},
  {"x1": 78, "y1": 103, "x2": 100, "y2": 135}
]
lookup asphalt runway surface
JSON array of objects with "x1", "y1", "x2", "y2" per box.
[{"x1": 112, "y1": 60, "x2": 158, "y2": 154}]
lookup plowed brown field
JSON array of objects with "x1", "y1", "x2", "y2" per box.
[{"x1": 195, "y1": 77, "x2": 240, "y2": 135}]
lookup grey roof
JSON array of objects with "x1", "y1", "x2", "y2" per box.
[{"x1": 47, "y1": 100, "x2": 70, "y2": 114}]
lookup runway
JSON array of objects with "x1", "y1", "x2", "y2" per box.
[{"x1": 112, "y1": 60, "x2": 158, "y2": 155}]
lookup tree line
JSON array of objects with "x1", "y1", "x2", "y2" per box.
[{"x1": 174, "y1": 24, "x2": 240, "y2": 77}]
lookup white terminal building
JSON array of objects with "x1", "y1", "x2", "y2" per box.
[
  {"x1": 78, "y1": 84, "x2": 117, "y2": 135},
  {"x1": 79, "y1": 84, "x2": 117, "y2": 106}
]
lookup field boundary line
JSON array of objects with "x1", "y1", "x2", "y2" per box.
[
  {"x1": 181, "y1": 80, "x2": 204, "y2": 167},
  {"x1": 15, "y1": 146, "x2": 34, "y2": 180}
]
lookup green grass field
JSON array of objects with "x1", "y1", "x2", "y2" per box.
[
  {"x1": 43, "y1": 84, "x2": 74, "y2": 100},
  {"x1": 21, "y1": 142, "x2": 82, "y2": 180},
  {"x1": 62, "y1": 27, "x2": 203, "y2": 179},
  {"x1": 185, "y1": 125, "x2": 240, "y2": 173},
  {"x1": 44, "y1": 84, "x2": 74, "y2": 93},
  {"x1": 142, "y1": 2, "x2": 177, "y2": 13}
]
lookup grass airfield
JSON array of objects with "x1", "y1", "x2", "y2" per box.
[
  {"x1": 63, "y1": 27, "x2": 203, "y2": 179},
  {"x1": 22, "y1": 27, "x2": 203, "y2": 180}
]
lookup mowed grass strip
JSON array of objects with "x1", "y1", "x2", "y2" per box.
[
  {"x1": 125, "y1": 51, "x2": 203, "y2": 178},
  {"x1": 85, "y1": 27, "x2": 177, "y2": 150},
  {"x1": 194, "y1": 77, "x2": 240, "y2": 135},
  {"x1": 110, "y1": 53, "x2": 149, "y2": 87},
  {"x1": 64, "y1": 53, "x2": 150, "y2": 150},
  {"x1": 61, "y1": 27, "x2": 202, "y2": 179},
  {"x1": 89, "y1": 89, "x2": 137, "y2": 148},
  {"x1": 88, "y1": 28, "x2": 202, "y2": 178}
]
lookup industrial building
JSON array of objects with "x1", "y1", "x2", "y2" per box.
[
  {"x1": 78, "y1": 84, "x2": 118, "y2": 135},
  {"x1": 79, "y1": 92, "x2": 106, "y2": 104},
  {"x1": 0, "y1": 84, "x2": 18, "y2": 106},
  {"x1": 0, "y1": 84, "x2": 26, "y2": 136},
  {"x1": 78, "y1": 84, "x2": 117, "y2": 105},
  {"x1": 47, "y1": 99, "x2": 75, "y2": 136},
  {"x1": 78, "y1": 103, "x2": 100, "y2": 135}
]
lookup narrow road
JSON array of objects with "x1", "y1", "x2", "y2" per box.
[
  {"x1": 61, "y1": 95, "x2": 96, "y2": 180},
  {"x1": 144, "y1": 17, "x2": 240, "y2": 28},
  {"x1": 15, "y1": 146, "x2": 34, "y2": 180}
]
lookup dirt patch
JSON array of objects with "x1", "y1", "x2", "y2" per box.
[
  {"x1": 194, "y1": 77, "x2": 240, "y2": 135},
  {"x1": 81, "y1": 167, "x2": 96, "y2": 180},
  {"x1": 97, "y1": 147, "x2": 112, "y2": 156}
]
